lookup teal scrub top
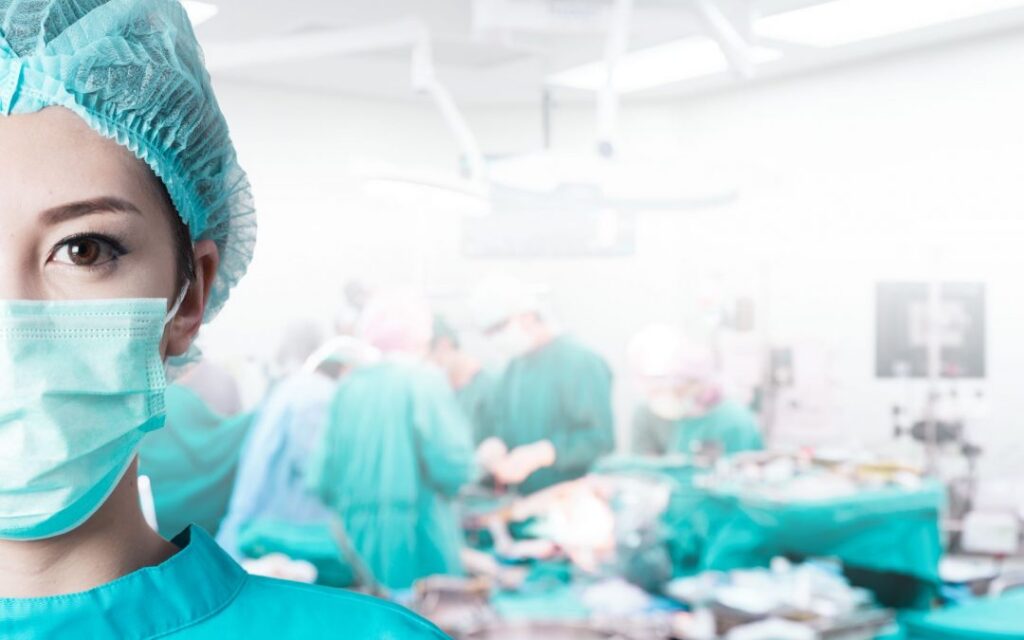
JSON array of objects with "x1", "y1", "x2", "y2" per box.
[
  {"x1": 0, "y1": 526, "x2": 447, "y2": 639},
  {"x1": 456, "y1": 368, "x2": 499, "y2": 445},
  {"x1": 308, "y1": 360, "x2": 477, "y2": 590},
  {"x1": 631, "y1": 400, "x2": 763, "y2": 457},
  {"x1": 484, "y1": 336, "x2": 615, "y2": 494},
  {"x1": 139, "y1": 385, "x2": 253, "y2": 538}
]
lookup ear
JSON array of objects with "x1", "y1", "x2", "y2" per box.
[{"x1": 165, "y1": 239, "x2": 220, "y2": 358}]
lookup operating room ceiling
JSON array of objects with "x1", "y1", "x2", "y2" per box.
[{"x1": 193, "y1": 0, "x2": 1024, "y2": 104}]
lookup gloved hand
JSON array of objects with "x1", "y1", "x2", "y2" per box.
[
  {"x1": 492, "y1": 440, "x2": 556, "y2": 485},
  {"x1": 475, "y1": 437, "x2": 509, "y2": 475}
]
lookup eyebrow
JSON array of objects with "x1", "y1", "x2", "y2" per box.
[{"x1": 39, "y1": 196, "x2": 142, "y2": 225}]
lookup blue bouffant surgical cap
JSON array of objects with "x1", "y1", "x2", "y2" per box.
[{"x1": 0, "y1": 0, "x2": 255, "y2": 322}]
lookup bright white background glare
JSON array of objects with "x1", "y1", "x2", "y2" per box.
[
  {"x1": 547, "y1": 38, "x2": 782, "y2": 92},
  {"x1": 757, "y1": 0, "x2": 1024, "y2": 47},
  {"x1": 182, "y1": 0, "x2": 218, "y2": 26}
]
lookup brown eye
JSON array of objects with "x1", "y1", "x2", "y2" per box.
[
  {"x1": 69, "y1": 239, "x2": 102, "y2": 265},
  {"x1": 51, "y1": 235, "x2": 124, "y2": 267}
]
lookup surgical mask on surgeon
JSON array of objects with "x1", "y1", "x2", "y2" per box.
[
  {"x1": 489, "y1": 322, "x2": 534, "y2": 364},
  {"x1": 0, "y1": 289, "x2": 186, "y2": 540},
  {"x1": 648, "y1": 391, "x2": 699, "y2": 421}
]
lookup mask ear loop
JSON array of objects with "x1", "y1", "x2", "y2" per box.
[
  {"x1": 163, "y1": 282, "x2": 191, "y2": 328},
  {"x1": 161, "y1": 282, "x2": 195, "y2": 383}
]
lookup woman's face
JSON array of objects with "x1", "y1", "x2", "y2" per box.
[{"x1": 0, "y1": 107, "x2": 217, "y2": 357}]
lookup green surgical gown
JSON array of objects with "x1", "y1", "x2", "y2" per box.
[
  {"x1": 456, "y1": 368, "x2": 499, "y2": 445},
  {"x1": 0, "y1": 526, "x2": 447, "y2": 639},
  {"x1": 139, "y1": 384, "x2": 253, "y2": 538},
  {"x1": 484, "y1": 336, "x2": 615, "y2": 493},
  {"x1": 900, "y1": 590, "x2": 1024, "y2": 639},
  {"x1": 308, "y1": 360, "x2": 477, "y2": 590},
  {"x1": 631, "y1": 399, "x2": 763, "y2": 457}
]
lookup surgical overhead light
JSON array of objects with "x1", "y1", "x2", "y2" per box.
[
  {"x1": 756, "y1": 0, "x2": 1024, "y2": 48},
  {"x1": 547, "y1": 37, "x2": 781, "y2": 93}
]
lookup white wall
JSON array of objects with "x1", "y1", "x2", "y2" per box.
[
  {"x1": 203, "y1": 29, "x2": 1024, "y2": 475},
  {"x1": 201, "y1": 85, "x2": 463, "y2": 361}
]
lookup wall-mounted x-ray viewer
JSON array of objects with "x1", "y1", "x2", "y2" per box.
[{"x1": 876, "y1": 282, "x2": 986, "y2": 379}]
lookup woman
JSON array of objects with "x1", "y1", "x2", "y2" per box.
[{"x1": 0, "y1": 1, "x2": 446, "y2": 637}]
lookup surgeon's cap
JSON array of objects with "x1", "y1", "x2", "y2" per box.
[
  {"x1": 470, "y1": 276, "x2": 541, "y2": 332},
  {"x1": 626, "y1": 324, "x2": 718, "y2": 384},
  {"x1": 357, "y1": 289, "x2": 433, "y2": 354},
  {"x1": 0, "y1": 0, "x2": 255, "y2": 322}
]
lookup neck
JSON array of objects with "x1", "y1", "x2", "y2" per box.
[{"x1": 0, "y1": 460, "x2": 179, "y2": 598}]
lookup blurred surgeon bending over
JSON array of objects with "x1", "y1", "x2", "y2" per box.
[{"x1": 308, "y1": 290, "x2": 506, "y2": 589}]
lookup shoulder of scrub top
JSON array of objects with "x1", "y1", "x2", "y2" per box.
[{"x1": 208, "y1": 575, "x2": 451, "y2": 638}]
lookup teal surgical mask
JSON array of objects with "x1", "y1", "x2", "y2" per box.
[
  {"x1": 648, "y1": 391, "x2": 699, "y2": 421},
  {"x1": 0, "y1": 289, "x2": 186, "y2": 540},
  {"x1": 490, "y1": 322, "x2": 533, "y2": 363}
]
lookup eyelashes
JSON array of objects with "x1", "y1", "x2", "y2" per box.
[{"x1": 48, "y1": 233, "x2": 129, "y2": 270}]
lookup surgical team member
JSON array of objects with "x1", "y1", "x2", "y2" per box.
[
  {"x1": 429, "y1": 315, "x2": 499, "y2": 445},
  {"x1": 627, "y1": 325, "x2": 763, "y2": 457},
  {"x1": 216, "y1": 321, "x2": 378, "y2": 559},
  {"x1": 0, "y1": 2, "x2": 446, "y2": 637},
  {"x1": 309, "y1": 291, "x2": 494, "y2": 590},
  {"x1": 139, "y1": 358, "x2": 252, "y2": 539},
  {"x1": 472, "y1": 277, "x2": 616, "y2": 493}
]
